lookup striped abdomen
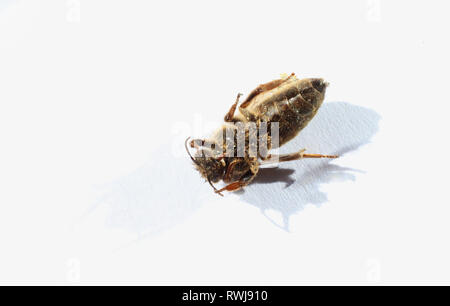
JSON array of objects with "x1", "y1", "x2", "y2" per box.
[{"x1": 244, "y1": 77, "x2": 328, "y2": 147}]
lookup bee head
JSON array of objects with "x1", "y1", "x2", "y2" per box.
[
  {"x1": 185, "y1": 138, "x2": 226, "y2": 194},
  {"x1": 192, "y1": 155, "x2": 226, "y2": 183}
]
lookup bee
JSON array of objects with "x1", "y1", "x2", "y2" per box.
[{"x1": 185, "y1": 73, "x2": 338, "y2": 196}]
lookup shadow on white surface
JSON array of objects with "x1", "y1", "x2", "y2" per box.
[
  {"x1": 94, "y1": 102, "x2": 379, "y2": 239},
  {"x1": 94, "y1": 152, "x2": 214, "y2": 238},
  {"x1": 0, "y1": 0, "x2": 13, "y2": 11},
  {"x1": 237, "y1": 102, "x2": 380, "y2": 231}
]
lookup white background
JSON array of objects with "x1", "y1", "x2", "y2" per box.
[{"x1": 1, "y1": 0, "x2": 449, "y2": 285}]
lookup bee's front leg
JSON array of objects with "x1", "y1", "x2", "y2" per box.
[
  {"x1": 215, "y1": 181, "x2": 248, "y2": 194},
  {"x1": 224, "y1": 93, "x2": 243, "y2": 122},
  {"x1": 215, "y1": 169, "x2": 257, "y2": 194}
]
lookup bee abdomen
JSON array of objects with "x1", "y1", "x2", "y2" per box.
[{"x1": 264, "y1": 78, "x2": 327, "y2": 146}]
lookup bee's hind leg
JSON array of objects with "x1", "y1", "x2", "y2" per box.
[{"x1": 260, "y1": 149, "x2": 338, "y2": 164}]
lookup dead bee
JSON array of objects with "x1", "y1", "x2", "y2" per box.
[{"x1": 185, "y1": 73, "x2": 338, "y2": 196}]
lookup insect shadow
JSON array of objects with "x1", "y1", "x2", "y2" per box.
[
  {"x1": 236, "y1": 101, "x2": 380, "y2": 231},
  {"x1": 0, "y1": 0, "x2": 14, "y2": 11},
  {"x1": 92, "y1": 101, "x2": 379, "y2": 241},
  {"x1": 90, "y1": 150, "x2": 211, "y2": 240}
]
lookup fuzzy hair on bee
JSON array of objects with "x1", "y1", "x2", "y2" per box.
[{"x1": 185, "y1": 73, "x2": 339, "y2": 196}]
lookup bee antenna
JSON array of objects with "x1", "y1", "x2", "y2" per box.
[
  {"x1": 185, "y1": 137, "x2": 198, "y2": 164},
  {"x1": 207, "y1": 177, "x2": 223, "y2": 197}
]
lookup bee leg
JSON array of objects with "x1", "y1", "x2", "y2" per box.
[
  {"x1": 215, "y1": 180, "x2": 248, "y2": 194},
  {"x1": 216, "y1": 169, "x2": 257, "y2": 194},
  {"x1": 223, "y1": 159, "x2": 239, "y2": 182},
  {"x1": 260, "y1": 149, "x2": 338, "y2": 164},
  {"x1": 302, "y1": 153, "x2": 339, "y2": 159},
  {"x1": 224, "y1": 93, "x2": 243, "y2": 122},
  {"x1": 240, "y1": 73, "x2": 296, "y2": 108}
]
